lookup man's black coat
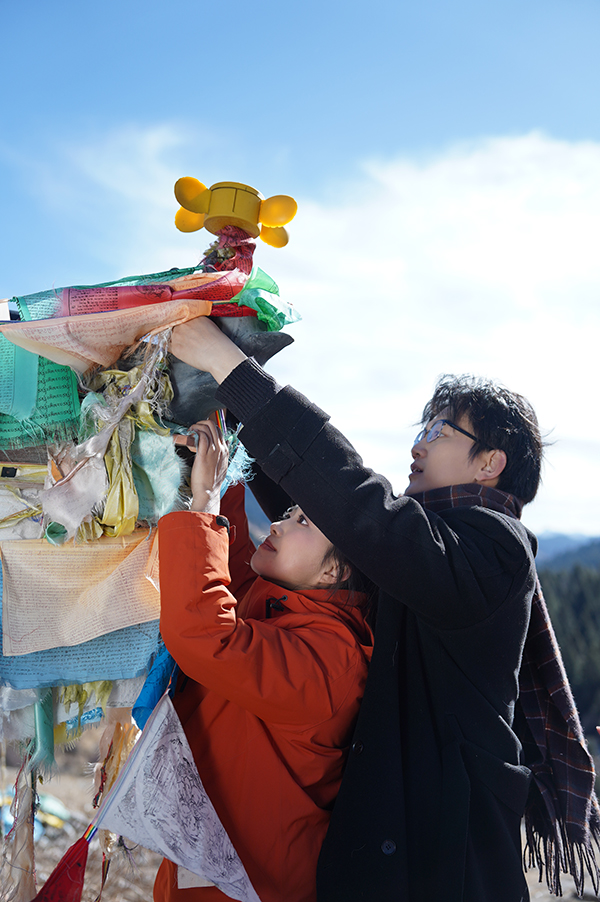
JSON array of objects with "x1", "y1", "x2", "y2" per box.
[{"x1": 217, "y1": 361, "x2": 537, "y2": 902}]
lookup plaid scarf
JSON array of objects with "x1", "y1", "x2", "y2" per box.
[{"x1": 412, "y1": 483, "x2": 600, "y2": 897}]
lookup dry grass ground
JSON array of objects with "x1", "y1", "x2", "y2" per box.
[{"x1": 3, "y1": 725, "x2": 162, "y2": 902}]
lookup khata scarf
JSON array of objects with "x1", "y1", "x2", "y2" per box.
[{"x1": 411, "y1": 483, "x2": 600, "y2": 897}]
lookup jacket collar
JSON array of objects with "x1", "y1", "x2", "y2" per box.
[{"x1": 242, "y1": 577, "x2": 373, "y2": 648}]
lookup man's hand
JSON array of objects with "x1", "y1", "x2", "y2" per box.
[
  {"x1": 188, "y1": 419, "x2": 229, "y2": 514},
  {"x1": 170, "y1": 317, "x2": 247, "y2": 384}
]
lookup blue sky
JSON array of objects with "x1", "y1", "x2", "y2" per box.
[{"x1": 2, "y1": 0, "x2": 600, "y2": 534}]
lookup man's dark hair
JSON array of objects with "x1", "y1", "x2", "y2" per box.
[{"x1": 421, "y1": 374, "x2": 544, "y2": 505}]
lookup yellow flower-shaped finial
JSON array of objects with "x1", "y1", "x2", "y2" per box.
[{"x1": 174, "y1": 178, "x2": 297, "y2": 247}]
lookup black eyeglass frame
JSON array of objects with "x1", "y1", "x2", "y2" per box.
[{"x1": 414, "y1": 418, "x2": 492, "y2": 449}]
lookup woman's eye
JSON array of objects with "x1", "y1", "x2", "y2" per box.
[{"x1": 297, "y1": 513, "x2": 308, "y2": 525}]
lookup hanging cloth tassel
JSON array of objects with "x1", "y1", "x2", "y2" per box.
[
  {"x1": 29, "y1": 691, "x2": 55, "y2": 774},
  {"x1": 2, "y1": 764, "x2": 37, "y2": 902},
  {"x1": 97, "y1": 418, "x2": 138, "y2": 537},
  {"x1": 92, "y1": 711, "x2": 140, "y2": 860},
  {"x1": 92, "y1": 856, "x2": 111, "y2": 902}
]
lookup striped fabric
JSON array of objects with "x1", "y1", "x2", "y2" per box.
[{"x1": 519, "y1": 580, "x2": 600, "y2": 896}]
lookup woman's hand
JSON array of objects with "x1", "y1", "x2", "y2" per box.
[
  {"x1": 170, "y1": 317, "x2": 247, "y2": 384},
  {"x1": 188, "y1": 419, "x2": 229, "y2": 514}
]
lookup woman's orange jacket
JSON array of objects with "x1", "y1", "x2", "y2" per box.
[{"x1": 153, "y1": 485, "x2": 373, "y2": 902}]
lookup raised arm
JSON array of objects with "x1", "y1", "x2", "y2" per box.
[
  {"x1": 170, "y1": 320, "x2": 532, "y2": 630},
  {"x1": 158, "y1": 509, "x2": 366, "y2": 726},
  {"x1": 181, "y1": 416, "x2": 256, "y2": 599}
]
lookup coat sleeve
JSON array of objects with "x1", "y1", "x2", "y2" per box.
[
  {"x1": 247, "y1": 464, "x2": 293, "y2": 523},
  {"x1": 216, "y1": 359, "x2": 534, "y2": 630},
  {"x1": 158, "y1": 510, "x2": 366, "y2": 725}
]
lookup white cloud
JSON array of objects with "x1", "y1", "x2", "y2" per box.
[
  {"x1": 265, "y1": 132, "x2": 600, "y2": 535},
  {"x1": 20, "y1": 127, "x2": 600, "y2": 535},
  {"x1": 57, "y1": 124, "x2": 201, "y2": 275}
]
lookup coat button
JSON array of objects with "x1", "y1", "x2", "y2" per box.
[
  {"x1": 381, "y1": 840, "x2": 396, "y2": 855},
  {"x1": 351, "y1": 740, "x2": 364, "y2": 754}
]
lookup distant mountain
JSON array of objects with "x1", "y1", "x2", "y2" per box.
[
  {"x1": 536, "y1": 531, "x2": 600, "y2": 571},
  {"x1": 535, "y1": 532, "x2": 594, "y2": 566},
  {"x1": 540, "y1": 539, "x2": 600, "y2": 570}
]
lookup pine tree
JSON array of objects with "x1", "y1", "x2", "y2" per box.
[{"x1": 539, "y1": 564, "x2": 600, "y2": 736}]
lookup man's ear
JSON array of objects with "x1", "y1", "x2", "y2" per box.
[{"x1": 476, "y1": 449, "x2": 507, "y2": 486}]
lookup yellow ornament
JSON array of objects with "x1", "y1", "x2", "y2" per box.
[
  {"x1": 260, "y1": 225, "x2": 290, "y2": 248},
  {"x1": 174, "y1": 178, "x2": 297, "y2": 246},
  {"x1": 174, "y1": 177, "x2": 210, "y2": 213},
  {"x1": 175, "y1": 208, "x2": 205, "y2": 232},
  {"x1": 260, "y1": 195, "x2": 298, "y2": 228}
]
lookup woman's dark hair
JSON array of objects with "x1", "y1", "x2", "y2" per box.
[
  {"x1": 421, "y1": 374, "x2": 545, "y2": 505},
  {"x1": 274, "y1": 503, "x2": 378, "y2": 621},
  {"x1": 323, "y1": 544, "x2": 378, "y2": 619}
]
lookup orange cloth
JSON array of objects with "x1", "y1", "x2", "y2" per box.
[{"x1": 154, "y1": 485, "x2": 373, "y2": 902}]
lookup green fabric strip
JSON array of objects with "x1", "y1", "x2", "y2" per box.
[
  {"x1": 32, "y1": 689, "x2": 55, "y2": 771},
  {"x1": 0, "y1": 335, "x2": 39, "y2": 420},
  {"x1": 0, "y1": 354, "x2": 80, "y2": 450},
  {"x1": 230, "y1": 267, "x2": 301, "y2": 331}
]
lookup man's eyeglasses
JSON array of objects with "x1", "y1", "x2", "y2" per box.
[{"x1": 413, "y1": 419, "x2": 489, "y2": 447}]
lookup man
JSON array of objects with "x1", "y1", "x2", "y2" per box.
[{"x1": 169, "y1": 316, "x2": 596, "y2": 902}]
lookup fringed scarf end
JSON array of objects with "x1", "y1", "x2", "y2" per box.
[{"x1": 524, "y1": 810, "x2": 600, "y2": 897}]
